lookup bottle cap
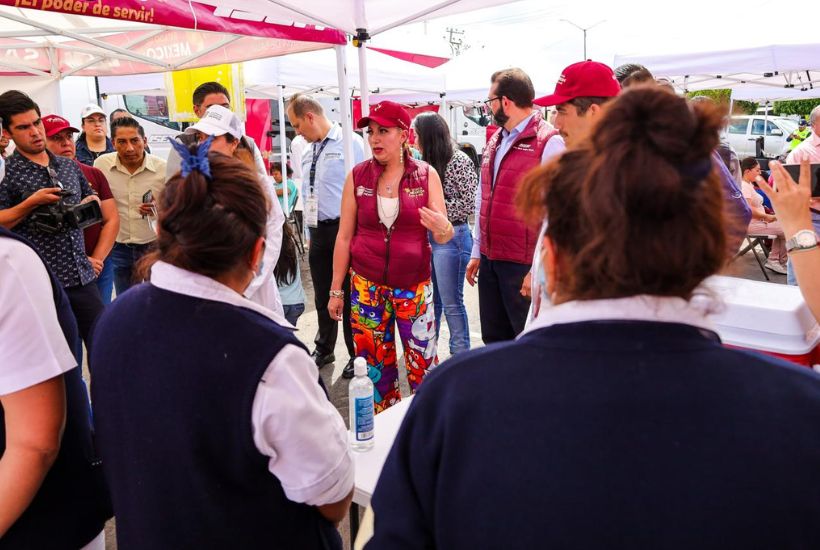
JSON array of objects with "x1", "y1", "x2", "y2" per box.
[{"x1": 354, "y1": 357, "x2": 368, "y2": 377}]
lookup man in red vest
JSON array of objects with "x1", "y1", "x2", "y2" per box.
[{"x1": 466, "y1": 68, "x2": 564, "y2": 343}]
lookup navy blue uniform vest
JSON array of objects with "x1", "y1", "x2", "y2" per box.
[
  {"x1": 90, "y1": 282, "x2": 341, "y2": 549},
  {"x1": 370, "y1": 320, "x2": 820, "y2": 549},
  {"x1": 0, "y1": 227, "x2": 111, "y2": 549}
]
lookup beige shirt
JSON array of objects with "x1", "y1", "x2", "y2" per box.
[{"x1": 94, "y1": 152, "x2": 167, "y2": 245}]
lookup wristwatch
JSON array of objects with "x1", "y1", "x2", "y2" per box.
[
  {"x1": 785, "y1": 229, "x2": 819, "y2": 253},
  {"x1": 329, "y1": 290, "x2": 344, "y2": 299}
]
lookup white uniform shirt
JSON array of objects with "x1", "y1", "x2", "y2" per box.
[
  {"x1": 150, "y1": 261, "x2": 354, "y2": 506},
  {"x1": 0, "y1": 237, "x2": 76, "y2": 395}
]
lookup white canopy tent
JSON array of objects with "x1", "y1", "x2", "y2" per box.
[
  {"x1": 614, "y1": 43, "x2": 820, "y2": 101},
  {"x1": 191, "y1": 0, "x2": 524, "y2": 164},
  {"x1": 0, "y1": 0, "x2": 347, "y2": 210},
  {"x1": 371, "y1": 43, "x2": 563, "y2": 105},
  {"x1": 0, "y1": 1, "x2": 344, "y2": 77},
  {"x1": 97, "y1": 48, "x2": 445, "y2": 99}
]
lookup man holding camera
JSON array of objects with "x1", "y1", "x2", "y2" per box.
[{"x1": 0, "y1": 90, "x2": 104, "y2": 353}]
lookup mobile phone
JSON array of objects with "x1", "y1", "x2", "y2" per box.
[{"x1": 783, "y1": 163, "x2": 820, "y2": 197}]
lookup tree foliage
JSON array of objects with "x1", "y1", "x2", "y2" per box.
[
  {"x1": 772, "y1": 99, "x2": 820, "y2": 117},
  {"x1": 685, "y1": 89, "x2": 819, "y2": 117}
]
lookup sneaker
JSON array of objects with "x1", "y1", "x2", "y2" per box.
[
  {"x1": 764, "y1": 260, "x2": 787, "y2": 275},
  {"x1": 342, "y1": 358, "x2": 356, "y2": 379}
]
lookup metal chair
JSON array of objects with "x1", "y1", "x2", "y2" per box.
[{"x1": 735, "y1": 234, "x2": 774, "y2": 281}]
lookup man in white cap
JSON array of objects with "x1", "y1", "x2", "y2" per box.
[
  {"x1": 76, "y1": 104, "x2": 114, "y2": 166},
  {"x1": 184, "y1": 105, "x2": 289, "y2": 320}
]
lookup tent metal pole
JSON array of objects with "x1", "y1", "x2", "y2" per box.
[
  {"x1": 0, "y1": 10, "x2": 171, "y2": 69},
  {"x1": 278, "y1": 86, "x2": 290, "y2": 215},
  {"x1": 62, "y1": 29, "x2": 167, "y2": 78},
  {"x1": 357, "y1": 34, "x2": 371, "y2": 158},
  {"x1": 370, "y1": 0, "x2": 462, "y2": 35},
  {"x1": 170, "y1": 35, "x2": 242, "y2": 70},
  {"x1": 0, "y1": 59, "x2": 51, "y2": 77},
  {"x1": 0, "y1": 26, "x2": 152, "y2": 38},
  {"x1": 335, "y1": 44, "x2": 355, "y2": 175}
]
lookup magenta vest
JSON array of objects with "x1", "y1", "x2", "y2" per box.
[
  {"x1": 350, "y1": 156, "x2": 432, "y2": 288},
  {"x1": 479, "y1": 111, "x2": 557, "y2": 264}
]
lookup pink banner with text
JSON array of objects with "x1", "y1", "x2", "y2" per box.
[{"x1": 0, "y1": 0, "x2": 345, "y2": 43}]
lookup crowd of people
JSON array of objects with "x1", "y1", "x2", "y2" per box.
[{"x1": 1, "y1": 56, "x2": 819, "y2": 549}]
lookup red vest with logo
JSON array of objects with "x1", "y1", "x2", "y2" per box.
[
  {"x1": 350, "y1": 156, "x2": 432, "y2": 288},
  {"x1": 479, "y1": 111, "x2": 557, "y2": 264}
]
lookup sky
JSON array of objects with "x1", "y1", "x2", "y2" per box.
[{"x1": 371, "y1": 0, "x2": 818, "y2": 74}]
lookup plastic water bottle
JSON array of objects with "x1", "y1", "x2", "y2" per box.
[{"x1": 349, "y1": 357, "x2": 375, "y2": 451}]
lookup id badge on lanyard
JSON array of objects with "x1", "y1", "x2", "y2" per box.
[
  {"x1": 305, "y1": 192, "x2": 319, "y2": 228},
  {"x1": 306, "y1": 138, "x2": 330, "y2": 229}
]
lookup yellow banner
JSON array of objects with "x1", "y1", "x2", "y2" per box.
[{"x1": 165, "y1": 63, "x2": 245, "y2": 123}]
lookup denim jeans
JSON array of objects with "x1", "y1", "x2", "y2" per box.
[
  {"x1": 430, "y1": 223, "x2": 472, "y2": 355},
  {"x1": 283, "y1": 303, "x2": 305, "y2": 326},
  {"x1": 111, "y1": 242, "x2": 152, "y2": 297},
  {"x1": 96, "y1": 258, "x2": 115, "y2": 305}
]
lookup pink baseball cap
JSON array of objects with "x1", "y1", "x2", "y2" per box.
[
  {"x1": 535, "y1": 60, "x2": 621, "y2": 107},
  {"x1": 42, "y1": 114, "x2": 79, "y2": 137}
]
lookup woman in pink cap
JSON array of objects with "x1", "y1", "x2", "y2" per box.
[{"x1": 330, "y1": 101, "x2": 453, "y2": 412}]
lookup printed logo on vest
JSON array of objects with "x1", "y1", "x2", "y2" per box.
[
  {"x1": 405, "y1": 187, "x2": 425, "y2": 198},
  {"x1": 356, "y1": 186, "x2": 374, "y2": 197},
  {"x1": 513, "y1": 143, "x2": 534, "y2": 151}
]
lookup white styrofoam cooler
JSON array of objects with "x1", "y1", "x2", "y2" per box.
[{"x1": 706, "y1": 276, "x2": 820, "y2": 368}]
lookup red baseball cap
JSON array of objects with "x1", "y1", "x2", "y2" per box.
[
  {"x1": 356, "y1": 101, "x2": 411, "y2": 131},
  {"x1": 42, "y1": 114, "x2": 79, "y2": 138},
  {"x1": 534, "y1": 61, "x2": 620, "y2": 107}
]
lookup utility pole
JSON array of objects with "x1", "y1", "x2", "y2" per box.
[{"x1": 560, "y1": 19, "x2": 606, "y2": 60}]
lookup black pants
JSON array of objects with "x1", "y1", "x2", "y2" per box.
[
  {"x1": 478, "y1": 255, "x2": 531, "y2": 344},
  {"x1": 309, "y1": 221, "x2": 354, "y2": 358},
  {"x1": 65, "y1": 281, "x2": 104, "y2": 356}
]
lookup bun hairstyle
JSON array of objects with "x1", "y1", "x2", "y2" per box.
[
  {"x1": 139, "y1": 151, "x2": 268, "y2": 280},
  {"x1": 518, "y1": 85, "x2": 728, "y2": 301}
]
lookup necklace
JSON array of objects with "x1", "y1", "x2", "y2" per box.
[
  {"x1": 377, "y1": 193, "x2": 399, "y2": 223},
  {"x1": 378, "y1": 170, "x2": 401, "y2": 196}
]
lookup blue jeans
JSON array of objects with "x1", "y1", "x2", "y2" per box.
[
  {"x1": 283, "y1": 303, "x2": 305, "y2": 326},
  {"x1": 111, "y1": 242, "x2": 152, "y2": 297},
  {"x1": 430, "y1": 223, "x2": 472, "y2": 355},
  {"x1": 787, "y1": 259, "x2": 798, "y2": 286},
  {"x1": 96, "y1": 258, "x2": 114, "y2": 305}
]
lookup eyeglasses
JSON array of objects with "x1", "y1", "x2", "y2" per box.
[{"x1": 483, "y1": 96, "x2": 503, "y2": 106}]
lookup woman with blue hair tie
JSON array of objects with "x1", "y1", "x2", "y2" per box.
[{"x1": 90, "y1": 143, "x2": 353, "y2": 549}]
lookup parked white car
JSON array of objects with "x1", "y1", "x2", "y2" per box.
[{"x1": 726, "y1": 115, "x2": 799, "y2": 158}]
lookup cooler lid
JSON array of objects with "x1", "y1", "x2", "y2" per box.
[{"x1": 706, "y1": 276, "x2": 820, "y2": 354}]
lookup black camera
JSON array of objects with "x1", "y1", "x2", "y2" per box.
[{"x1": 25, "y1": 190, "x2": 102, "y2": 234}]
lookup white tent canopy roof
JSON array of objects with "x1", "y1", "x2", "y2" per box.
[
  {"x1": 195, "y1": 0, "x2": 522, "y2": 36},
  {"x1": 614, "y1": 43, "x2": 820, "y2": 100},
  {"x1": 0, "y1": 1, "x2": 343, "y2": 77},
  {"x1": 372, "y1": 43, "x2": 562, "y2": 105},
  {"x1": 97, "y1": 47, "x2": 444, "y2": 99}
]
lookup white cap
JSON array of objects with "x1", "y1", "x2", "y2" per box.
[
  {"x1": 80, "y1": 104, "x2": 106, "y2": 120},
  {"x1": 184, "y1": 105, "x2": 244, "y2": 140},
  {"x1": 354, "y1": 357, "x2": 367, "y2": 377}
]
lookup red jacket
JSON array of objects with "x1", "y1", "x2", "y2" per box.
[
  {"x1": 479, "y1": 111, "x2": 556, "y2": 264},
  {"x1": 350, "y1": 156, "x2": 432, "y2": 288}
]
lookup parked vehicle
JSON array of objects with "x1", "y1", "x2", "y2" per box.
[
  {"x1": 726, "y1": 115, "x2": 798, "y2": 158},
  {"x1": 101, "y1": 94, "x2": 183, "y2": 160}
]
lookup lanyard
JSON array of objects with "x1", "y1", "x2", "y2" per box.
[{"x1": 308, "y1": 137, "x2": 331, "y2": 194}]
